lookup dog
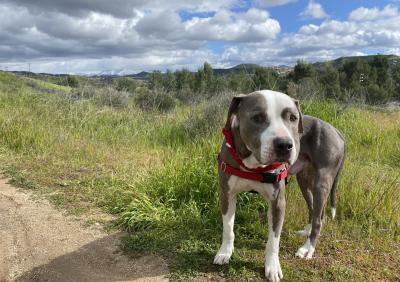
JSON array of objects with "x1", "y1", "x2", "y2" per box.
[{"x1": 214, "y1": 90, "x2": 345, "y2": 281}]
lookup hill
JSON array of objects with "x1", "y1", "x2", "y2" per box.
[{"x1": 313, "y1": 54, "x2": 400, "y2": 72}]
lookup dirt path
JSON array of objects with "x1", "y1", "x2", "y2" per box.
[{"x1": 0, "y1": 177, "x2": 168, "y2": 282}]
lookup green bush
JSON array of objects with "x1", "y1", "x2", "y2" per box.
[
  {"x1": 115, "y1": 77, "x2": 137, "y2": 93},
  {"x1": 66, "y1": 75, "x2": 79, "y2": 88},
  {"x1": 93, "y1": 87, "x2": 129, "y2": 108},
  {"x1": 181, "y1": 92, "x2": 232, "y2": 137},
  {"x1": 366, "y1": 84, "x2": 392, "y2": 104},
  {"x1": 70, "y1": 85, "x2": 128, "y2": 108},
  {"x1": 133, "y1": 87, "x2": 176, "y2": 112}
]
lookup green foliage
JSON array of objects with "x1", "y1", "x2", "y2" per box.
[
  {"x1": 66, "y1": 74, "x2": 79, "y2": 88},
  {"x1": 321, "y1": 64, "x2": 342, "y2": 99},
  {"x1": 181, "y1": 92, "x2": 232, "y2": 137},
  {"x1": 366, "y1": 84, "x2": 390, "y2": 104},
  {"x1": 370, "y1": 55, "x2": 390, "y2": 87},
  {"x1": 195, "y1": 62, "x2": 215, "y2": 94},
  {"x1": 391, "y1": 64, "x2": 400, "y2": 100},
  {"x1": 115, "y1": 77, "x2": 137, "y2": 93},
  {"x1": 71, "y1": 85, "x2": 129, "y2": 108},
  {"x1": 252, "y1": 67, "x2": 280, "y2": 90},
  {"x1": 293, "y1": 60, "x2": 316, "y2": 83},
  {"x1": 133, "y1": 87, "x2": 176, "y2": 112}
]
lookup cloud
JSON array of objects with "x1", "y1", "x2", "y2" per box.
[
  {"x1": 256, "y1": 0, "x2": 297, "y2": 7},
  {"x1": 4, "y1": 0, "x2": 239, "y2": 18},
  {"x1": 300, "y1": 0, "x2": 328, "y2": 19},
  {"x1": 183, "y1": 9, "x2": 280, "y2": 42},
  {"x1": 218, "y1": 4, "x2": 400, "y2": 67},
  {"x1": 1, "y1": 0, "x2": 400, "y2": 74},
  {"x1": 349, "y1": 4, "x2": 398, "y2": 21}
]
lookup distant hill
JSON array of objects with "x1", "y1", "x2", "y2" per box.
[
  {"x1": 312, "y1": 54, "x2": 400, "y2": 72},
  {"x1": 125, "y1": 71, "x2": 150, "y2": 79},
  {"x1": 213, "y1": 64, "x2": 292, "y2": 75}
]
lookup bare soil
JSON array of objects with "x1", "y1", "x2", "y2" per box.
[{"x1": 0, "y1": 177, "x2": 168, "y2": 282}]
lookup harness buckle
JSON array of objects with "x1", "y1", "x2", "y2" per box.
[{"x1": 261, "y1": 172, "x2": 279, "y2": 183}]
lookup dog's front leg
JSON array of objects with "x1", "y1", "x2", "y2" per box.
[
  {"x1": 262, "y1": 185, "x2": 285, "y2": 282},
  {"x1": 214, "y1": 191, "x2": 237, "y2": 265}
]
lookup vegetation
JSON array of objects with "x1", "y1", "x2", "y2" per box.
[
  {"x1": 0, "y1": 61, "x2": 399, "y2": 281},
  {"x1": 145, "y1": 56, "x2": 400, "y2": 105}
]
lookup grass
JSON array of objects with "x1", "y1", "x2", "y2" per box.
[{"x1": 0, "y1": 71, "x2": 399, "y2": 281}]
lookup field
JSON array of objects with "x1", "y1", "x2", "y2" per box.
[{"x1": 0, "y1": 71, "x2": 399, "y2": 281}]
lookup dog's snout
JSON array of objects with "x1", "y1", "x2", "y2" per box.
[{"x1": 274, "y1": 137, "x2": 293, "y2": 153}]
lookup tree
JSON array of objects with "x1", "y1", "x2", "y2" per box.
[
  {"x1": 293, "y1": 60, "x2": 316, "y2": 83},
  {"x1": 340, "y1": 59, "x2": 371, "y2": 88},
  {"x1": 252, "y1": 67, "x2": 280, "y2": 90},
  {"x1": 195, "y1": 62, "x2": 214, "y2": 93},
  {"x1": 321, "y1": 64, "x2": 341, "y2": 99},
  {"x1": 366, "y1": 84, "x2": 390, "y2": 104},
  {"x1": 369, "y1": 55, "x2": 389, "y2": 88},
  {"x1": 391, "y1": 64, "x2": 400, "y2": 100}
]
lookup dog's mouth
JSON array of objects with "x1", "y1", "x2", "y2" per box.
[{"x1": 260, "y1": 152, "x2": 292, "y2": 166}]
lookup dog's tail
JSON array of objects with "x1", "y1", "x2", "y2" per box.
[{"x1": 330, "y1": 135, "x2": 346, "y2": 220}]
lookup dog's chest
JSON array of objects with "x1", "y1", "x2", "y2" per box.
[{"x1": 227, "y1": 175, "x2": 279, "y2": 200}]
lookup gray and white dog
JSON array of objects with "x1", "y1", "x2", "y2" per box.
[{"x1": 214, "y1": 90, "x2": 345, "y2": 282}]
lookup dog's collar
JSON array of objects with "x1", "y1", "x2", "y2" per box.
[{"x1": 218, "y1": 127, "x2": 288, "y2": 184}]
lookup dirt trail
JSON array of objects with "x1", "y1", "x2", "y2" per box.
[{"x1": 0, "y1": 177, "x2": 168, "y2": 282}]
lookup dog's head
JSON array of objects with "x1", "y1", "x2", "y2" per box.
[{"x1": 225, "y1": 90, "x2": 303, "y2": 166}]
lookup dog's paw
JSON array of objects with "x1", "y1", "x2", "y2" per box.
[
  {"x1": 213, "y1": 253, "x2": 232, "y2": 265},
  {"x1": 214, "y1": 241, "x2": 234, "y2": 265},
  {"x1": 331, "y1": 207, "x2": 336, "y2": 219},
  {"x1": 295, "y1": 224, "x2": 311, "y2": 237},
  {"x1": 295, "y1": 239, "x2": 315, "y2": 259},
  {"x1": 265, "y1": 254, "x2": 283, "y2": 282}
]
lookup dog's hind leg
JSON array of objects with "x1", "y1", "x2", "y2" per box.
[
  {"x1": 214, "y1": 191, "x2": 237, "y2": 265},
  {"x1": 330, "y1": 155, "x2": 345, "y2": 219},
  {"x1": 296, "y1": 168, "x2": 333, "y2": 259},
  {"x1": 295, "y1": 166, "x2": 314, "y2": 237}
]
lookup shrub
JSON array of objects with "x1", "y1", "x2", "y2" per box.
[
  {"x1": 366, "y1": 84, "x2": 390, "y2": 104},
  {"x1": 134, "y1": 87, "x2": 176, "y2": 112},
  {"x1": 174, "y1": 87, "x2": 197, "y2": 104},
  {"x1": 287, "y1": 78, "x2": 322, "y2": 100},
  {"x1": 69, "y1": 85, "x2": 129, "y2": 108},
  {"x1": 115, "y1": 77, "x2": 137, "y2": 93},
  {"x1": 66, "y1": 75, "x2": 79, "y2": 88},
  {"x1": 181, "y1": 91, "x2": 233, "y2": 137},
  {"x1": 93, "y1": 87, "x2": 129, "y2": 108}
]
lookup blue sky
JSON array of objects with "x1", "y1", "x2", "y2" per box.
[{"x1": 0, "y1": 0, "x2": 399, "y2": 73}]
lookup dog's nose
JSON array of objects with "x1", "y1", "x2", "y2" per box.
[{"x1": 274, "y1": 137, "x2": 293, "y2": 153}]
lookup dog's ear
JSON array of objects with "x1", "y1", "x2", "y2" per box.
[
  {"x1": 225, "y1": 94, "x2": 246, "y2": 128},
  {"x1": 293, "y1": 99, "x2": 304, "y2": 133}
]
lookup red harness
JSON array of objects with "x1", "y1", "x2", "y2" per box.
[{"x1": 218, "y1": 128, "x2": 288, "y2": 184}]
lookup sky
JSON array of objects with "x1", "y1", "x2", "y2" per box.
[{"x1": 0, "y1": 0, "x2": 400, "y2": 74}]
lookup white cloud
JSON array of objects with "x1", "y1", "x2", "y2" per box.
[
  {"x1": 184, "y1": 9, "x2": 280, "y2": 42},
  {"x1": 7, "y1": 0, "x2": 240, "y2": 18},
  {"x1": 349, "y1": 4, "x2": 398, "y2": 21},
  {"x1": 300, "y1": 0, "x2": 328, "y2": 19},
  {"x1": 256, "y1": 0, "x2": 297, "y2": 7}
]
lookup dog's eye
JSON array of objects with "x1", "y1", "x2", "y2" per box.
[
  {"x1": 251, "y1": 113, "x2": 265, "y2": 123},
  {"x1": 290, "y1": 114, "x2": 297, "y2": 122}
]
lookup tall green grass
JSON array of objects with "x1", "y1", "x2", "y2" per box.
[{"x1": 0, "y1": 71, "x2": 399, "y2": 280}]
